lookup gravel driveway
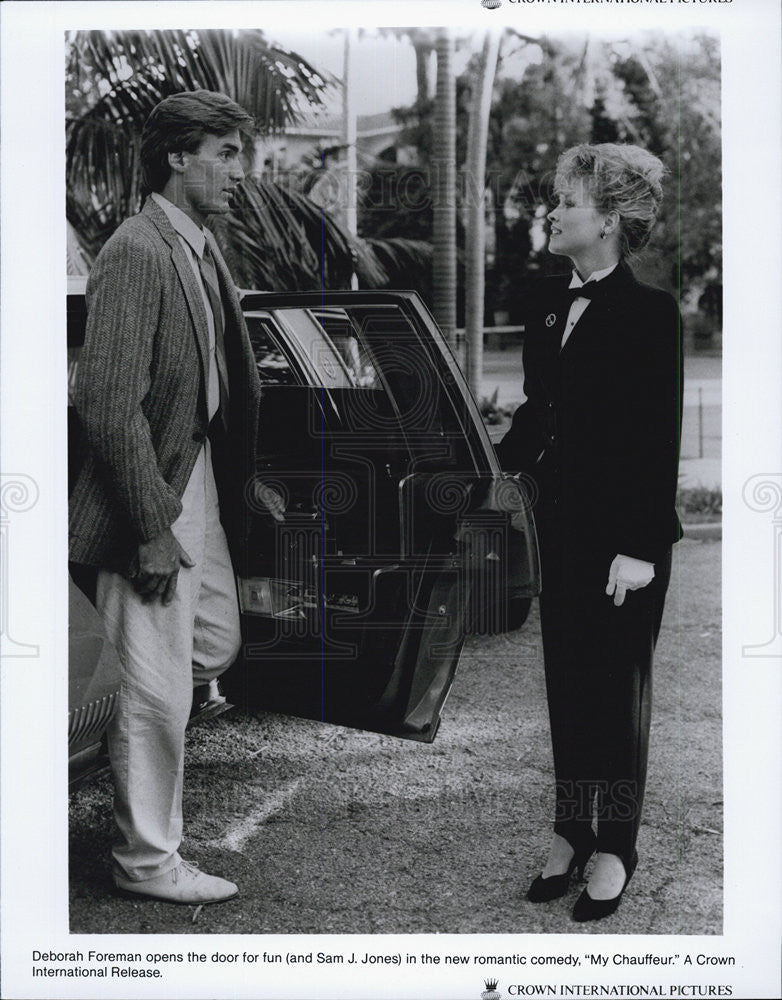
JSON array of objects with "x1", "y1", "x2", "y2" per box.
[{"x1": 69, "y1": 537, "x2": 721, "y2": 937}]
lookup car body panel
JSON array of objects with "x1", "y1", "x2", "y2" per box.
[{"x1": 68, "y1": 573, "x2": 121, "y2": 787}]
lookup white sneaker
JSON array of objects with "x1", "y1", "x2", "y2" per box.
[{"x1": 114, "y1": 860, "x2": 238, "y2": 904}]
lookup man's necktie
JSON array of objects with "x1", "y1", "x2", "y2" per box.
[{"x1": 197, "y1": 241, "x2": 230, "y2": 432}]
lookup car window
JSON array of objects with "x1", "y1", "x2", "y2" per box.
[
  {"x1": 266, "y1": 308, "x2": 357, "y2": 390},
  {"x1": 309, "y1": 304, "x2": 475, "y2": 459},
  {"x1": 311, "y1": 310, "x2": 379, "y2": 389},
  {"x1": 244, "y1": 314, "x2": 301, "y2": 386}
]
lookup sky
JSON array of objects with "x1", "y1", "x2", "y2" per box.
[
  {"x1": 270, "y1": 29, "x2": 420, "y2": 116},
  {"x1": 268, "y1": 28, "x2": 525, "y2": 118},
  {"x1": 270, "y1": 27, "x2": 548, "y2": 120}
]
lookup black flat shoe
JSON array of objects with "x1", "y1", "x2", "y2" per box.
[
  {"x1": 526, "y1": 830, "x2": 597, "y2": 903},
  {"x1": 572, "y1": 850, "x2": 638, "y2": 922}
]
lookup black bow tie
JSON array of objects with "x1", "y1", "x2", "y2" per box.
[{"x1": 564, "y1": 280, "x2": 604, "y2": 303}]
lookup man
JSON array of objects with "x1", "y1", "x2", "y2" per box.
[{"x1": 69, "y1": 90, "x2": 263, "y2": 904}]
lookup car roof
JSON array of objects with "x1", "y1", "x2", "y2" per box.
[{"x1": 67, "y1": 276, "x2": 419, "y2": 308}]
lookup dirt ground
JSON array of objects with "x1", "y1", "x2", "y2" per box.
[{"x1": 69, "y1": 537, "x2": 722, "y2": 936}]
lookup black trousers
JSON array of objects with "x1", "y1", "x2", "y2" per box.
[{"x1": 537, "y1": 524, "x2": 672, "y2": 868}]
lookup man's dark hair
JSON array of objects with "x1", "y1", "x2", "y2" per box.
[{"x1": 141, "y1": 89, "x2": 255, "y2": 194}]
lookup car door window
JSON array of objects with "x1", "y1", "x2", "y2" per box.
[
  {"x1": 311, "y1": 309, "x2": 379, "y2": 389},
  {"x1": 244, "y1": 314, "x2": 301, "y2": 386},
  {"x1": 310, "y1": 305, "x2": 474, "y2": 465}
]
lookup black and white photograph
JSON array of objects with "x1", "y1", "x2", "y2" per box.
[{"x1": 1, "y1": 1, "x2": 780, "y2": 998}]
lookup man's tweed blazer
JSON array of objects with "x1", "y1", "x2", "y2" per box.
[{"x1": 69, "y1": 197, "x2": 261, "y2": 574}]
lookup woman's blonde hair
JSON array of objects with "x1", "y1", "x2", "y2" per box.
[{"x1": 554, "y1": 143, "x2": 667, "y2": 257}]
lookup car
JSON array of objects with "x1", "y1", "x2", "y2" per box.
[
  {"x1": 68, "y1": 277, "x2": 540, "y2": 785},
  {"x1": 68, "y1": 570, "x2": 122, "y2": 788}
]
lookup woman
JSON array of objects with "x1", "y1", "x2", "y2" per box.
[{"x1": 496, "y1": 143, "x2": 683, "y2": 921}]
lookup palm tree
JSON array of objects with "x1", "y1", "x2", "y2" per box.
[
  {"x1": 67, "y1": 31, "x2": 325, "y2": 230},
  {"x1": 432, "y1": 29, "x2": 457, "y2": 347},
  {"x1": 65, "y1": 29, "x2": 401, "y2": 290},
  {"x1": 212, "y1": 178, "x2": 386, "y2": 291},
  {"x1": 464, "y1": 30, "x2": 501, "y2": 400}
]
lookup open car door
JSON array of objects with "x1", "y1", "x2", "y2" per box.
[{"x1": 224, "y1": 291, "x2": 540, "y2": 742}]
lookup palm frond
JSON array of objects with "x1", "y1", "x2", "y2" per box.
[
  {"x1": 364, "y1": 237, "x2": 433, "y2": 278},
  {"x1": 212, "y1": 177, "x2": 388, "y2": 292},
  {"x1": 66, "y1": 116, "x2": 142, "y2": 226},
  {"x1": 68, "y1": 30, "x2": 330, "y2": 131},
  {"x1": 66, "y1": 190, "x2": 123, "y2": 266},
  {"x1": 65, "y1": 30, "x2": 404, "y2": 294},
  {"x1": 66, "y1": 29, "x2": 331, "y2": 241},
  {"x1": 67, "y1": 221, "x2": 93, "y2": 276}
]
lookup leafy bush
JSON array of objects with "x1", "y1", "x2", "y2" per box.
[
  {"x1": 677, "y1": 487, "x2": 722, "y2": 522},
  {"x1": 478, "y1": 387, "x2": 514, "y2": 426}
]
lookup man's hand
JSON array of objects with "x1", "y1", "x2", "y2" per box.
[
  {"x1": 131, "y1": 528, "x2": 195, "y2": 605},
  {"x1": 605, "y1": 554, "x2": 655, "y2": 607}
]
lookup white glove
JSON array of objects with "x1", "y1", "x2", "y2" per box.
[{"x1": 605, "y1": 554, "x2": 655, "y2": 607}]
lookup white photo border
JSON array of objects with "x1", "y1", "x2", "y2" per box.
[{"x1": 1, "y1": 1, "x2": 780, "y2": 997}]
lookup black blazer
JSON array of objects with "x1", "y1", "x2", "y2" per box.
[{"x1": 496, "y1": 261, "x2": 683, "y2": 564}]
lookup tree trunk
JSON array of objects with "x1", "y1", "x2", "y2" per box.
[
  {"x1": 343, "y1": 27, "x2": 359, "y2": 288},
  {"x1": 432, "y1": 29, "x2": 457, "y2": 348},
  {"x1": 414, "y1": 40, "x2": 431, "y2": 107},
  {"x1": 464, "y1": 31, "x2": 501, "y2": 400}
]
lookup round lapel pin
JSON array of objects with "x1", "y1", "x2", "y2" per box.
[{"x1": 545, "y1": 313, "x2": 557, "y2": 327}]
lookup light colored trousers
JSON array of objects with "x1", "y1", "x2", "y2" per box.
[{"x1": 97, "y1": 443, "x2": 241, "y2": 882}]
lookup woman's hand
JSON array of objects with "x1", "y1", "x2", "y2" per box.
[{"x1": 605, "y1": 554, "x2": 655, "y2": 607}]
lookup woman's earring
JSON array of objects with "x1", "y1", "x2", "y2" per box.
[{"x1": 600, "y1": 227, "x2": 608, "y2": 240}]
